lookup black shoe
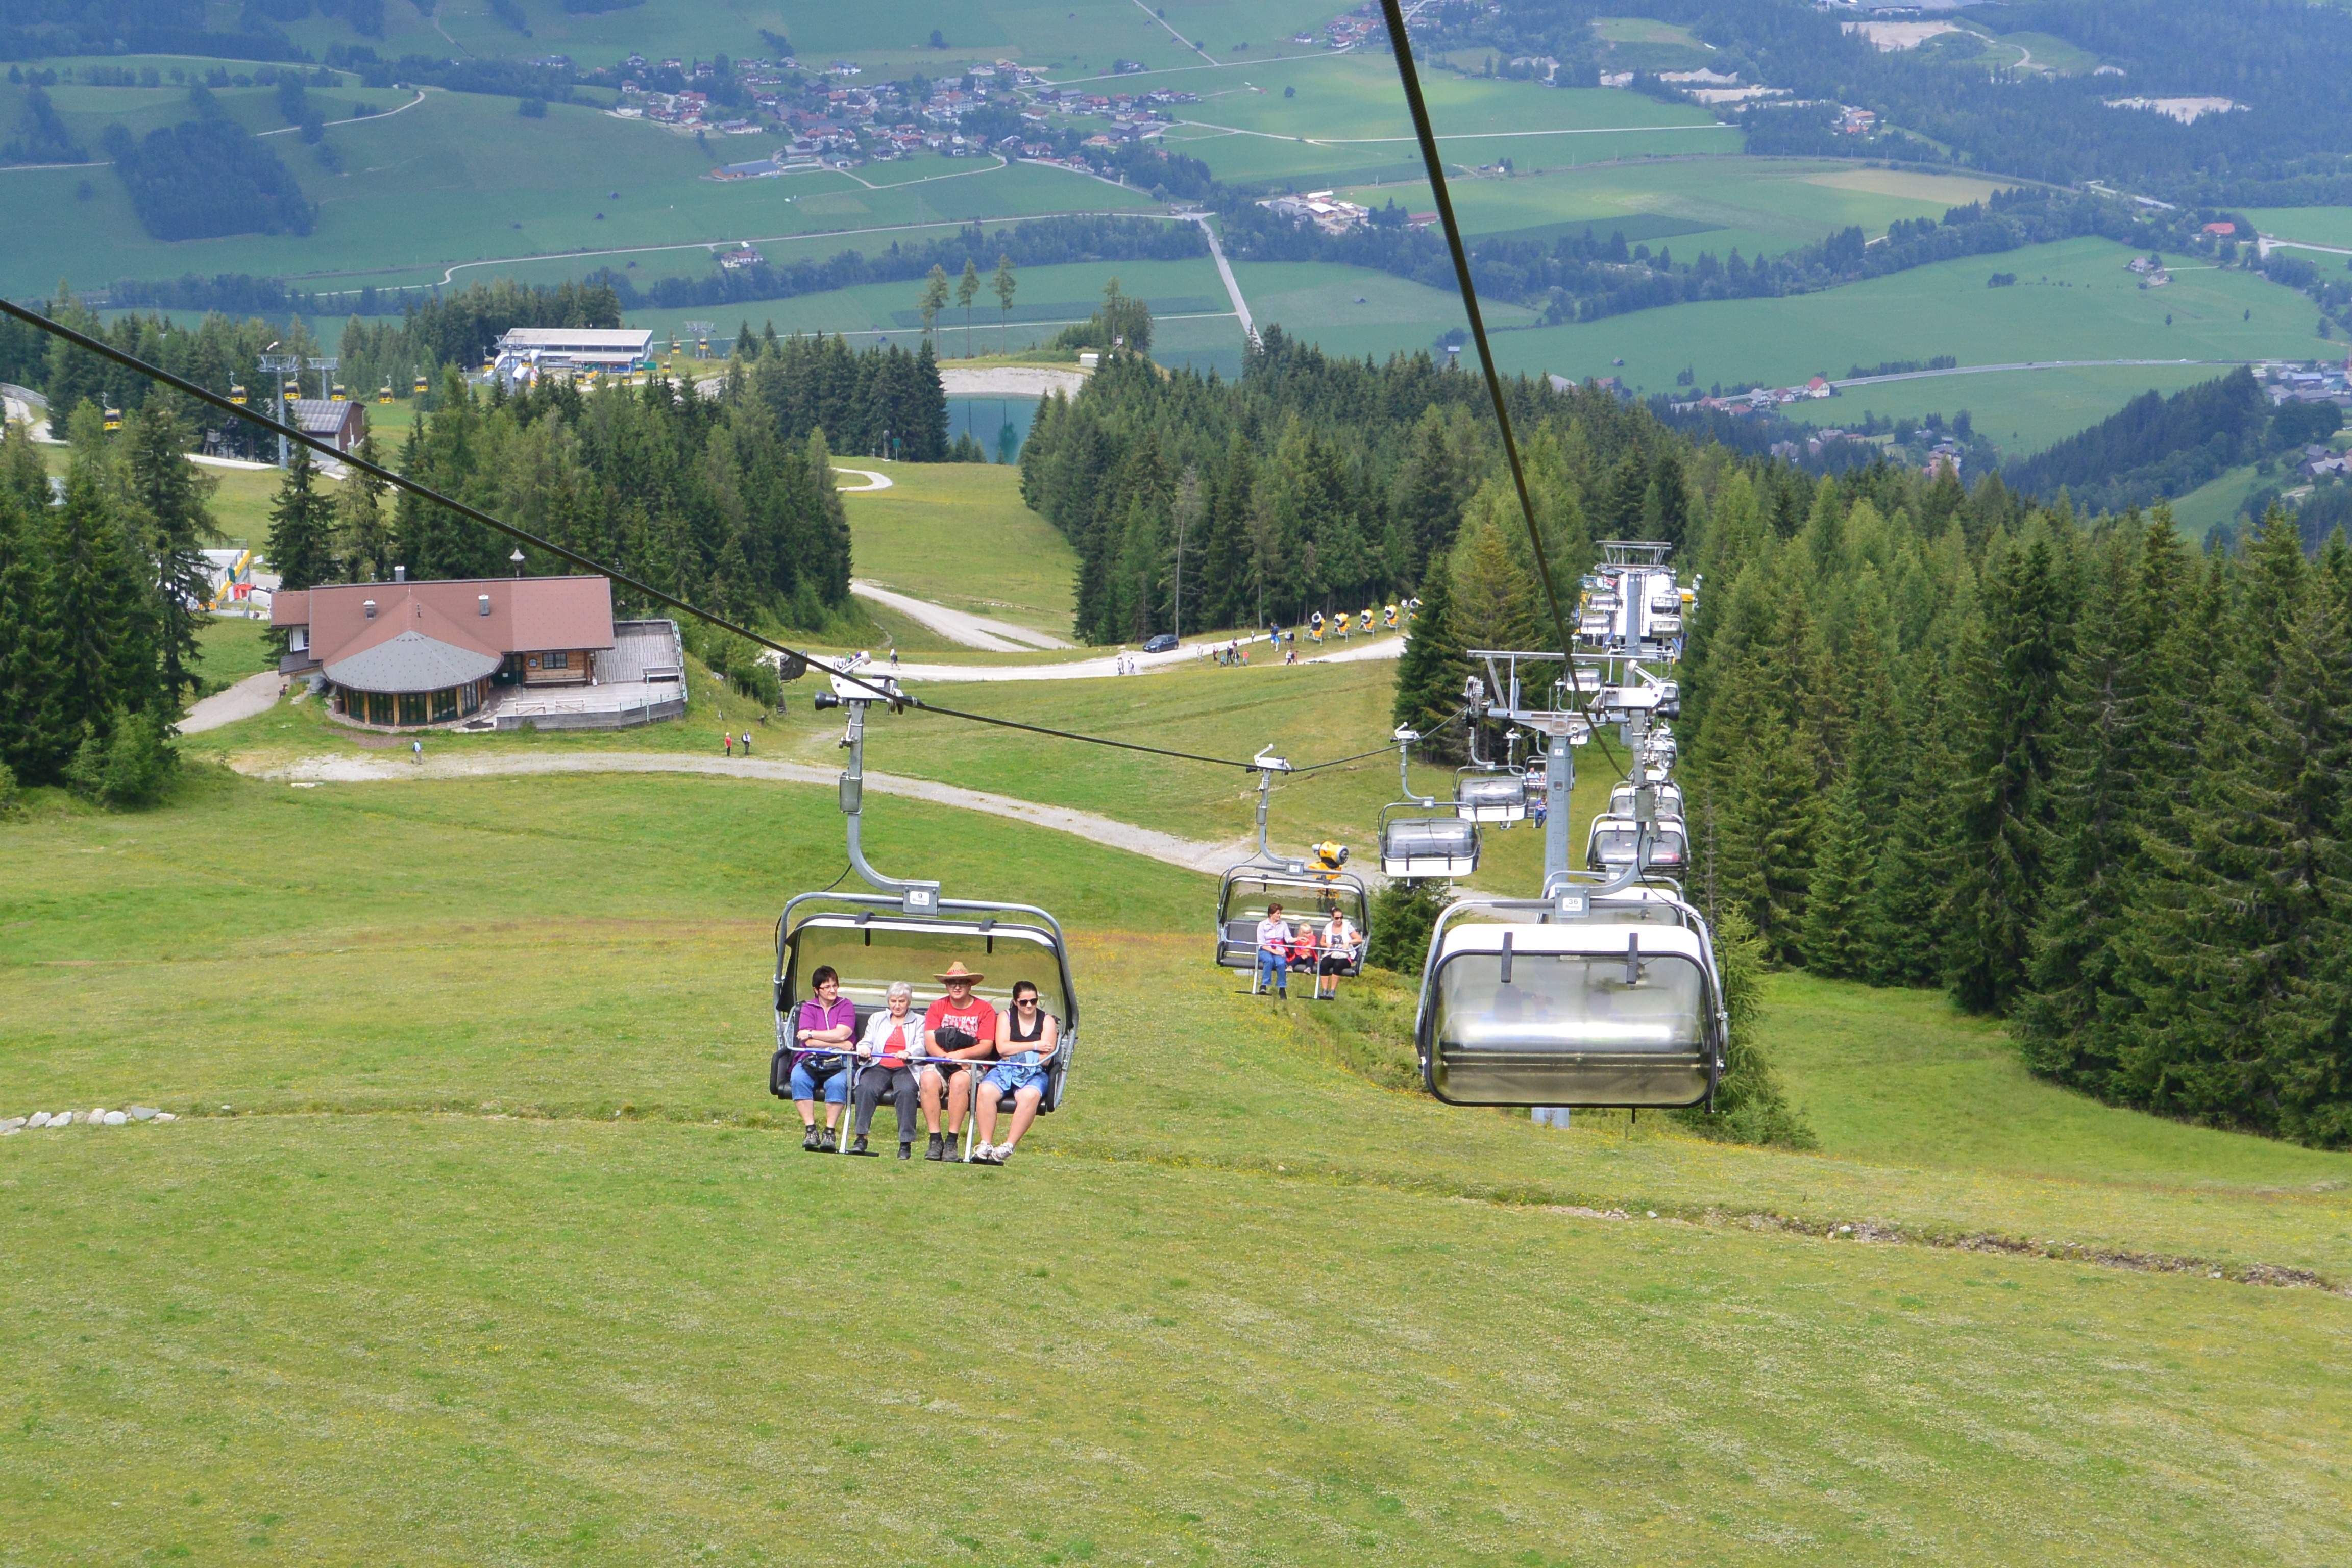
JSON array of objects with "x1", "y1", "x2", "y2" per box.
[
  {"x1": 925, "y1": 1134, "x2": 945, "y2": 1161},
  {"x1": 802, "y1": 1125, "x2": 821, "y2": 1152},
  {"x1": 940, "y1": 1136, "x2": 965, "y2": 1164},
  {"x1": 849, "y1": 1134, "x2": 873, "y2": 1157},
  {"x1": 897, "y1": 1142, "x2": 913, "y2": 1160},
  {"x1": 819, "y1": 1126, "x2": 838, "y2": 1153}
]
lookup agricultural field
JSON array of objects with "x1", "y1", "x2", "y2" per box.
[
  {"x1": 2246, "y1": 207, "x2": 2352, "y2": 254},
  {"x1": 0, "y1": 85, "x2": 1155, "y2": 299},
  {"x1": 1340, "y1": 158, "x2": 2019, "y2": 263},
  {"x1": 9, "y1": 656, "x2": 2352, "y2": 1562},
  {"x1": 1226, "y1": 258, "x2": 1532, "y2": 364},
  {"x1": 1154, "y1": 54, "x2": 1737, "y2": 187},
  {"x1": 2162, "y1": 461, "x2": 2266, "y2": 538},
  {"x1": 1777, "y1": 363, "x2": 2247, "y2": 459},
  {"x1": 1486, "y1": 236, "x2": 2330, "y2": 448}
]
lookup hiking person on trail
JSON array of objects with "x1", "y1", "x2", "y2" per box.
[
  {"x1": 724, "y1": 732, "x2": 734, "y2": 757},
  {"x1": 741, "y1": 730, "x2": 753, "y2": 757}
]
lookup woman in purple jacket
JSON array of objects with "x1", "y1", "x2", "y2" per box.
[{"x1": 791, "y1": 966, "x2": 856, "y2": 1150}]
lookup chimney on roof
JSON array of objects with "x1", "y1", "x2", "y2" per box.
[
  {"x1": 363, "y1": 599, "x2": 377, "y2": 619},
  {"x1": 478, "y1": 594, "x2": 491, "y2": 617},
  {"x1": 393, "y1": 565, "x2": 406, "y2": 582}
]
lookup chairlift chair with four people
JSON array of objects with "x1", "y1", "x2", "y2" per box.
[{"x1": 770, "y1": 655, "x2": 1080, "y2": 1157}]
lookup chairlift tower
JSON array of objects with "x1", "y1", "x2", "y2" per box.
[
  {"x1": 306, "y1": 356, "x2": 338, "y2": 403},
  {"x1": 683, "y1": 321, "x2": 716, "y2": 360},
  {"x1": 257, "y1": 353, "x2": 302, "y2": 465}
]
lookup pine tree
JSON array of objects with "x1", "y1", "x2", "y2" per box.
[
  {"x1": 1391, "y1": 545, "x2": 1469, "y2": 747},
  {"x1": 0, "y1": 478, "x2": 63, "y2": 782},
  {"x1": 1800, "y1": 773, "x2": 1871, "y2": 977},
  {"x1": 334, "y1": 433, "x2": 395, "y2": 584},
  {"x1": 122, "y1": 399, "x2": 218, "y2": 707},
  {"x1": 1946, "y1": 528, "x2": 2073, "y2": 1013},
  {"x1": 265, "y1": 445, "x2": 338, "y2": 591},
  {"x1": 46, "y1": 454, "x2": 159, "y2": 747}
]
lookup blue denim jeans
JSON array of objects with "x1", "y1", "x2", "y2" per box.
[
  {"x1": 1256, "y1": 948, "x2": 1288, "y2": 992},
  {"x1": 788, "y1": 1057, "x2": 848, "y2": 1104}
]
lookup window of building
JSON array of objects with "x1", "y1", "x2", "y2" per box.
[
  {"x1": 527, "y1": 655, "x2": 541, "y2": 669},
  {"x1": 432, "y1": 687, "x2": 458, "y2": 724},
  {"x1": 397, "y1": 692, "x2": 427, "y2": 727},
  {"x1": 546, "y1": 651, "x2": 569, "y2": 670}
]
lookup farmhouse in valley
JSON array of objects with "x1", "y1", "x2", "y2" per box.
[{"x1": 273, "y1": 574, "x2": 686, "y2": 732}]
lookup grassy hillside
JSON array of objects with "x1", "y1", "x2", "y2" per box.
[
  {"x1": 3, "y1": 756, "x2": 2348, "y2": 1564},
  {"x1": 1778, "y1": 362, "x2": 2253, "y2": 458},
  {"x1": 838, "y1": 462, "x2": 1080, "y2": 638}
]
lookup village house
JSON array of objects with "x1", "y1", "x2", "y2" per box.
[
  {"x1": 289, "y1": 398, "x2": 366, "y2": 455},
  {"x1": 274, "y1": 575, "x2": 687, "y2": 732}
]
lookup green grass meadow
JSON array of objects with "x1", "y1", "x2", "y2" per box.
[
  {"x1": 839, "y1": 462, "x2": 1080, "y2": 636},
  {"x1": 6, "y1": 724, "x2": 2352, "y2": 1562}
]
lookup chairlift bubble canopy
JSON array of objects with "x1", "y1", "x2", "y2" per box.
[
  {"x1": 1454, "y1": 771, "x2": 1528, "y2": 823},
  {"x1": 1417, "y1": 889, "x2": 1726, "y2": 1108}
]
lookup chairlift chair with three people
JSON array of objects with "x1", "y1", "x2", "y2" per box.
[
  {"x1": 770, "y1": 655, "x2": 1080, "y2": 1158},
  {"x1": 1214, "y1": 749, "x2": 1371, "y2": 988}
]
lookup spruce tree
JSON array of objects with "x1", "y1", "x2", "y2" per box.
[
  {"x1": 265, "y1": 446, "x2": 338, "y2": 591},
  {"x1": 1391, "y1": 545, "x2": 1469, "y2": 747},
  {"x1": 335, "y1": 433, "x2": 395, "y2": 583},
  {"x1": 123, "y1": 400, "x2": 218, "y2": 707},
  {"x1": 1799, "y1": 774, "x2": 1871, "y2": 977},
  {"x1": 0, "y1": 479, "x2": 63, "y2": 782},
  {"x1": 46, "y1": 456, "x2": 159, "y2": 748},
  {"x1": 1946, "y1": 528, "x2": 2073, "y2": 1013}
]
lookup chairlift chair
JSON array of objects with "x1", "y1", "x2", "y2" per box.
[
  {"x1": 1213, "y1": 754, "x2": 1371, "y2": 983},
  {"x1": 1607, "y1": 780, "x2": 1685, "y2": 819},
  {"x1": 1454, "y1": 770, "x2": 1527, "y2": 823},
  {"x1": 1380, "y1": 726, "x2": 1480, "y2": 878},
  {"x1": 1415, "y1": 885, "x2": 1727, "y2": 1107},
  {"x1": 770, "y1": 657, "x2": 1079, "y2": 1154},
  {"x1": 1585, "y1": 814, "x2": 1688, "y2": 875}
]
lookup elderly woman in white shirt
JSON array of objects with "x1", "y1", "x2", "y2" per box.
[{"x1": 849, "y1": 981, "x2": 925, "y2": 1158}]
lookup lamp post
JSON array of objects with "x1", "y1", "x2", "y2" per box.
[{"x1": 511, "y1": 547, "x2": 526, "y2": 578}]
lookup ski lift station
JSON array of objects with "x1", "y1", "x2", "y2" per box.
[{"x1": 490, "y1": 327, "x2": 657, "y2": 387}]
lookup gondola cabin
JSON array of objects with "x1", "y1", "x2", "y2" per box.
[
  {"x1": 228, "y1": 384, "x2": 248, "y2": 406},
  {"x1": 1380, "y1": 808, "x2": 1480, "y2": 879},
  {"x1": 378, "y1": 384, "x2": 394, "y2": 404},
  {"x1": 414, "y1": 375, "x2": 429, "y2": 396},
  {"x1": 101, "y1": 406, "x2": 121, "y2": 431},
  {"x1": 1416, "y1": 892, "x2": 1726, "y2": 1107},
  {"x1": 330, "y1": 383, "x2": 348, "y2": 402},
  {"x1": 1215, "y1": 866, "x2": 1369, "y2": 974},
  {"x1": 1454, "y1": 773, "x2": 1527, "y2": 824}
]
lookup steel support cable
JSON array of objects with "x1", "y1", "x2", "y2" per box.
[
  {"x1": 1373, "y1": 0, "x2": 1579, "y2": 662},
  {"x1": 0, "y1": 297, "x2": 1267, "y2": 772},
  {"x1": 1290, "y1": 703, "x2": 1468, "y2": 776}
]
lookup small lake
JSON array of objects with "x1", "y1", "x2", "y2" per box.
[{"x1": 946, "y1": 395, "x2": 1040, "y2": 461}]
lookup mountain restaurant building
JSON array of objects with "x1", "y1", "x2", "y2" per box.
[{"x1": 274, "y1": 574, "x2": 617, "y2": 730}]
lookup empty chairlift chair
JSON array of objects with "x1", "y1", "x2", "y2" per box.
[
  {"x1": 1415, "y1": 889, "x2": 1728, "y2": 1108},
  {"x1": 1380, "y1": 727, "x2": 1479, "y2": 878},
  {"x1": 1454, "y1": 770, "x2": 1528, "y2": 824},
  {"x1": 1583, "y1": 814, "x2": 1689, "y2": 876}
]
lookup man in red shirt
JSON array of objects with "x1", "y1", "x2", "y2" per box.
[{"x1": 920, "y1": 961, "x2": 998, "y2": 1162}]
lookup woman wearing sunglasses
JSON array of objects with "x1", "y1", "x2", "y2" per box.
[{"x1": 970, "y1": 981, "x2": 1057, "y2": 1165}]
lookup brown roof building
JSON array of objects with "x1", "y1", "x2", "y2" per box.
[{"x1": 275, "y1": 574, "x2": 619, "y2": 730}]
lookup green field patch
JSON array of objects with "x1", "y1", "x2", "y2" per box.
[
  {"x1": 1992, "y1": 30, "x2": 2105, "y2": 74},
  {"x1": 1340, "y1": 158, "x2": 2017, "y2": 263},
  {"x1": 884, "y1": 293, "x2": 1226, "y2": 329},
  {"x1": 2165, "y1": 460, "x2": 2267, "y2": 537},
  {"x1": 1478, "y1": 212, "x2": 1725, "y2": 248},
  {"x1": 2245, "y1": 206, "x2": 2352, "y2": 254},
  {"x1": 1780, "y1": 364, "x2": 2274, "y2": 460},
  {"x1": 838, "y1": 462, "x2": 1079, "y2": 637},
  {"x1": 1476, "y1": 236, "x2": 2329, "y2": 450}
]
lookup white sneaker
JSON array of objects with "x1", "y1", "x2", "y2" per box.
[
  {"x1": 989, "y1": 1144, "x2": 1013, "y2": 1165},
  {"x1": 971, "y1": 1143, "x2": 994, "y2": 1163}
]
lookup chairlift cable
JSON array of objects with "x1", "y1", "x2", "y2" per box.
[
  {"x1": 0, "y1": 299, "x2": 1272, "y2": 773},
  {"x1": 1290, "y1": 707, "x2": 1465, "y2": 776},
  {"x1": 1374, "y1": 0, "x2": 1579, "y2": 663}
]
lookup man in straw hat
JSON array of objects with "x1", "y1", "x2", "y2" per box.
[{"x1": 919, "y1": 961, "x2": 998, "y2": 1162}]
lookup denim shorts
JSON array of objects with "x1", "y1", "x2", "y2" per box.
[
  {"x1": 789, "y1": 1057, "x2": 848, "y2": 1104},
  {"x1": 983, "y1": 1052, "x2": 1049, "y2": 1096}
]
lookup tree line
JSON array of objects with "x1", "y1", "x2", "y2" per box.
[
  {"x1": 267, "y1": 356, "x2": 862, "y2": 634},
  {"x1": 1018, "y1": 329, "x2": 1689, "y2": 645},
  {"x1": 0, "y1": 400, "x2": 209, "y2": 808}
]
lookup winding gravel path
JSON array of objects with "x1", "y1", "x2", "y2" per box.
[
  {"x1": 181, "y1": 672, "x2": 282, "y2": 735},
  {"x1": 242, "y1": 751, "x2": 1255, "y2": 877},
  {"x1": 850, "y1": 581, "x2": 1072, "y2": 652}
]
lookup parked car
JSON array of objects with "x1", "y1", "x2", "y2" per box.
[{"x1": 1141, "y1": 633, "x2": 1179, "y2": 654}]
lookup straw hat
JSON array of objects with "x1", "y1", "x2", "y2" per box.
[{"x1": 934, "y1": 961, "x2": 985, "y2": 985}]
